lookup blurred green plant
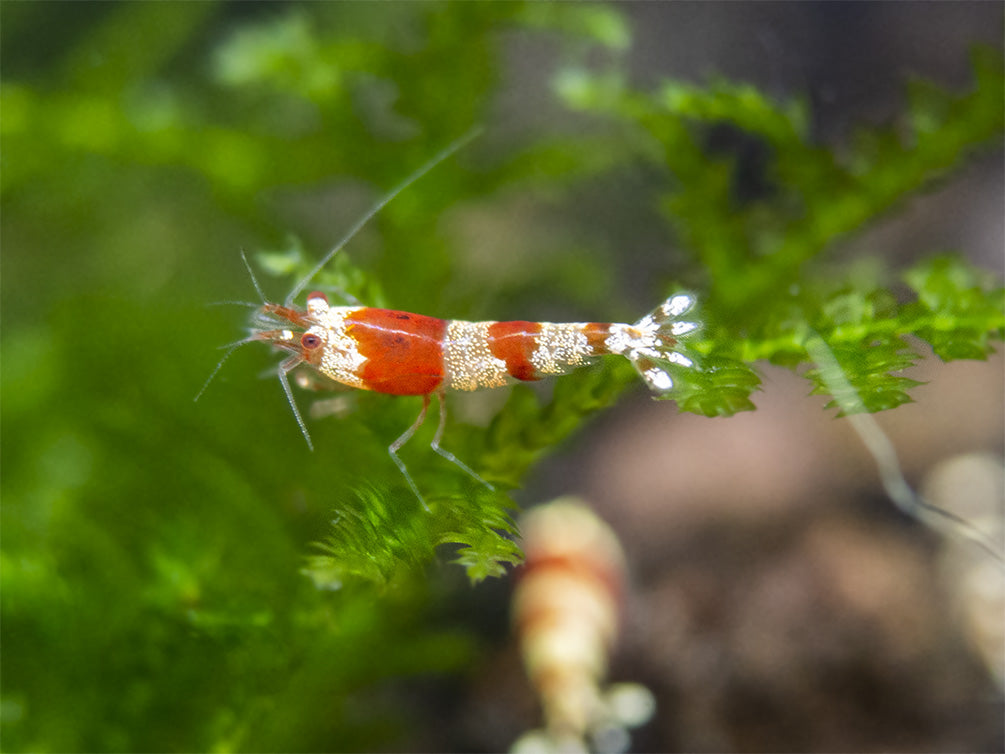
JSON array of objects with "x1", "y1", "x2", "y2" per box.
[{"x1": 1, "y1": 3, "x2": 1002, "y2": 752}]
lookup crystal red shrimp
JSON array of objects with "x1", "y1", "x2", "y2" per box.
[
  {"x1": 251, "y1": 290, "x2": 698, "y2": 505},
  {"x1": 198, "y1": 130, "x2": 700, "y2": 506}
]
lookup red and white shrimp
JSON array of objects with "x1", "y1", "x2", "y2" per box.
[
  {"x1": 199, "y1": 131, "x2": 700, "y2": 505},
  {"x1": 512, "y1": 498, "x2": 655, "y2": 749},
  {"x1": 251, "y1": 290, "x2": 698, "y2": 504}
]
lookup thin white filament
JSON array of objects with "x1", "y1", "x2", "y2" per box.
[
  {"x1": 194, "y1": 336, "x2": 257, "y2": 402},
  {"x1": 285, "y1": 126, "x2": 484, "y2": 306},
  {"x1": 240, "y1": 249, "x2": 268, "y2": 303},
  {"x1": 278, "y1": 361, "x2": 314, "y2": 452},
  {"x1": 206, "y1": 300, "x2": 260, "y2": 309},
  {"x1": 805, "y1": 332, "x2": 1003, "y2": 563},
  {"x1": 430, "y1": 392, "x2": 495, "y2": 491}
]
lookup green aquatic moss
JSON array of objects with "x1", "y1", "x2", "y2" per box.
[{"x1": 2, "y1": 4, "x2": 1001, "y2": 751}]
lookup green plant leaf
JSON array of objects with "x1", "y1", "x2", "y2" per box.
[
  {"x1": 657, "y1": 353, "x2": 761, "y2": 416},
  {"x1": 903, "y1": 255, "x2": 1005, "y2": 361}
]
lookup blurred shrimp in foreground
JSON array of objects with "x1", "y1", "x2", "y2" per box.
[{"x1": 511, "y1": 498, "x2": 654, "y2": 754}]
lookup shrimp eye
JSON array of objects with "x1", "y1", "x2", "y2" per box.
[{"x1": 301, "y1": 333, "x2": 323, "y2": 350}]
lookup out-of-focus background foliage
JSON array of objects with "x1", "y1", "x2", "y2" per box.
[{"x1": 2, "y1": 3, "x2": 1002, "y2": 752}]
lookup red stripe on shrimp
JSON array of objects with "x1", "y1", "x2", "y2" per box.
[
  {"x1": 488, "y1": 321, "x2": 543, "y2": 382},
  {"x1": 345, "y1": 308, "x2": 448, "y2": 395}
]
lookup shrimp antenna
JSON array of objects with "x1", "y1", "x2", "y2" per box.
[
  {"x1": 240, "y1": 249, "x2": 269, "y2": 303},
  {"x1": 195, "y1": 249, "x2": 272, "y2": 402},
  {"x1": 194, "y1": 335, "x2": 257, "y2": 402},
  {"x1": 206, "y1": 300, "x2": 260, "y2": 309},
  {"x1": 284, "y1": 126, "x2": 483, "y2": 306}
]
